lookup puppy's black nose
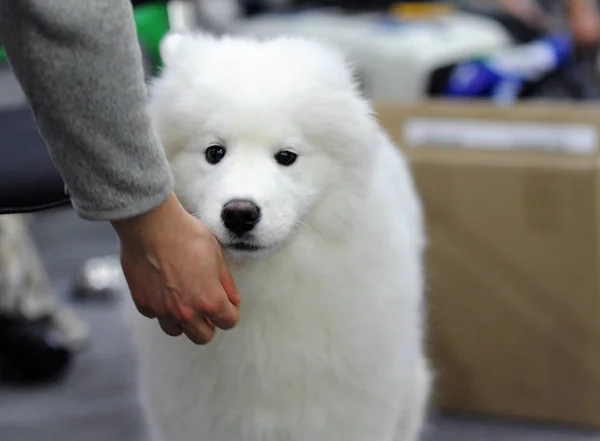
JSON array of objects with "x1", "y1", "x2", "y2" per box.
[{"x1": 221, "y1": 199, "x2": 261, "y2": 236}]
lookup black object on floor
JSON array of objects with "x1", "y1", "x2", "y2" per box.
[
  {"x1": 0, "y1": 207, "x2": 150, "y2": 441},
  {"x1": 0, "y1": 107, "x2": 71, "y2": 215},
  {"x1": 0, "y1": 315, "x2": 72, "y2": 385}
]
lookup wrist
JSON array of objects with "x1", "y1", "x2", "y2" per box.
[{"x1": 110, "y1": 192, "x2": 184, "y2": 242}]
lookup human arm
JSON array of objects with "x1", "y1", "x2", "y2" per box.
[
  {"x1": 565, "y1": 0, "x2": 600, "y2": 48},
  {"x1": 0, "y1": 0, "x2": 240, "y2": 343},
  {"x1": 0, "y1": 0, "x2": 171, "y2": 220}
]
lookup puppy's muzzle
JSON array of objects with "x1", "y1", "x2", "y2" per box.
[{"x1": 221, "y1": 199, "x2": 261, "y2": 236}]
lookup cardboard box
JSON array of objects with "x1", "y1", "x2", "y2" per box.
[{"x1": 375, "y1": 101, "x2": 600, "y2": 428}]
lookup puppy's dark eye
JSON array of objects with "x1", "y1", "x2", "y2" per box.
[
  {"x1": 274, "y1": 150, "x2": 297, "y2": 166},
  {"x1": 205, "y1": 145, "x2": 226, "y2": 164}
]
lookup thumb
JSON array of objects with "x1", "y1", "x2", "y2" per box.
[{"x1": 218, "y1": 253, "x2": 241, "y2": 306}]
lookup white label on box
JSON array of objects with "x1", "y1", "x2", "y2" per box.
[{"x1": 402, "y1": 117, "x2": 598, "y2": 155}]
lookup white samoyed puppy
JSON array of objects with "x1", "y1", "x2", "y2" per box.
[{"x1": 131, "y1": 31, "x2": 432, "y2": 441}]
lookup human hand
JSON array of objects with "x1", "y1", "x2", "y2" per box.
[
  {"x1": 571, "y1": 13, "x2": 600, "y2": 48},
  {"x1": 497, "y1": 0, "x2": 550, "y2": 31},
  {"x1": 111, "y1": 193, "x2": 240, "y2": 344},
  {"x1": 568, "y1": 0, "x2": 600, "y2": 48}
]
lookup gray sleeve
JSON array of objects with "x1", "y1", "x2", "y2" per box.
[{"x1": 0, "y1": 0, "x2": 174, "y2": 221}]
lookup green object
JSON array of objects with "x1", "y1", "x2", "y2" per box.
[
  {"x1": 0, "y1": 1, "x2": 170, "y2": 71},
  {"x1": 134, "y1": 1, "x2": 171, "y2": 72}
]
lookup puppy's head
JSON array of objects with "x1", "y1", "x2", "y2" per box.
[{"x1": 149, "y1": 33, "x2": 377, "y2": 260}]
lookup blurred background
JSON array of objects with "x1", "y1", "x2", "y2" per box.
[{"x1": 2, "y1": 1, "x2": 600, "y2": 440}]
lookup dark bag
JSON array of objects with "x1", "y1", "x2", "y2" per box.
[{"x1": 0, "y1": 108, "x2": 71, "y2": 215}]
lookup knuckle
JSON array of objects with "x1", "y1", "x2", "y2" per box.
[
  {"x1": 170, "y1": 302, "x2": 195, "y2": 324},
  {"x1": 196, "y1": 296, "x2": 224, "y2": 317},
  {"x1": 165, "y1": 329, "x2": 182, "y2": 337},
  {"x1": 185, "y1": 327, "x2": 214, "y2": 345},
  {"x1": 132, "y1": 295, "x2": 147, "y2": 308},
  {"x1": 195, "y1": 335, "x2": 213, "y2": 345},
  {"x1": 134, "y1": 300, "x2": 155, "y2": 317},
  {"x1": 220, "y1": 315, "x2": 239, "y2": 330},
  {"x1": 159, "y1": 320, "x2": 182, "y2": 337},
  {"x1": 179, "y1": 308, "x2": 196, "y2": 324},
  {"x1": 215, "y1": 309, "x2": 239, "y2": 329}
]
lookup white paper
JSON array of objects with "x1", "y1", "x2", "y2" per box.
[{"x1": 402, "y1": 117, "x2": 598, "y2": 155}]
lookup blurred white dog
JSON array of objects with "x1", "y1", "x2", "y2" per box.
[{"x1": 132, "y1": 32, "x2": 432, "y2": 441}]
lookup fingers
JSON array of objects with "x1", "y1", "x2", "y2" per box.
[
  {"x1": 198, "y1": 291, "x2": 240, "y2": 331},
  {"x1": 134, "y1": 303, "x2": 156, "y2": 319},
  {"x1": 219, "y1": 263, "x2": 241, "y2": 307},
  {"x1": 121, "y1": 236, "x2": 241, "y2": 345},
  {"x1": 217, "y1": 246, "x2": 241, "y2": 306},
  {"x1": 162, "y1": 293, "x2": 235, "y2": 344},
  {"x1": 182, "y1": 318, "x2": 216, "y2": 345},
  {"x1": 157, "y1": 307, "x2": 215, "y2": 344},
  {"x1": 158, "y1": 318, "x2": 183, "y2": 337},
  {"x1": 131, "y1": 292, "x2": 158, "y2": 319}
]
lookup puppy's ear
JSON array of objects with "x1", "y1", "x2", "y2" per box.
[
  {"x1": 160, "y1": 31, "x2": 216, "y2": 66},
  {"x1": 159, "y1": 31, "x2": 188, "y2": 66}
]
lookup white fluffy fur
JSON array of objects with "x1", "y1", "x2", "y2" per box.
[{"x1": 131, "y1": 32, "x2": 432, "y2": 441}]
